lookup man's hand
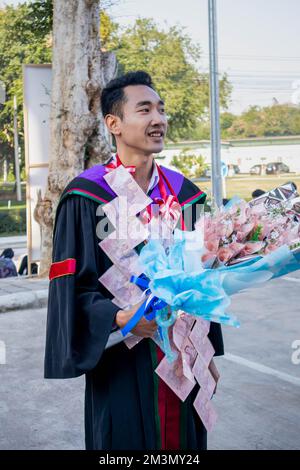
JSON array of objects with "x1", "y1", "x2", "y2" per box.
[{"x1": 115, "y1": 300, "x2": 157, "y2": 338}]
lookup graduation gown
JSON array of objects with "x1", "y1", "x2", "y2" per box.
[{"x1": 44, "y1": 162, "x2": 224, "y2": 450}]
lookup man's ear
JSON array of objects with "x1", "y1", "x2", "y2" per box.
[{"x1": 105, "y1": 114, "x2": 121, "y2": 136}]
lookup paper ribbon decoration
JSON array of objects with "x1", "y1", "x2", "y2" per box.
[
  {"x1": 98, "y1": 163, "x2": 221, "y2": 432},
  {"x1": 140, "y1": 195, "x2": 181, "y2": 228},
  {"x1": 105, "y1": 153, "x2": 136, "y2": 174}
]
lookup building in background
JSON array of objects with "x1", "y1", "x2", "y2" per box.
[{"x1": 158, "y1": 135, "x2": 300, "y2": 173}]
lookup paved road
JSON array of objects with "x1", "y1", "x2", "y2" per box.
[
  {"x1": 0, "y1": 307, "x2": 84, "y2": 450},
  {"x1": 210, "y1": 271, "x2": 300, "y2": 450},
  {"x1": 0, "y1": 273, "x2": 299, "y2": 450}
]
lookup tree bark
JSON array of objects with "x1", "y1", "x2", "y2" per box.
[{"x1": 34, "y1": 0, "x2": 117, "y2": 277}]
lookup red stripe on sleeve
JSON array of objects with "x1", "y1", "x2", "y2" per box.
[{"x1": 49, "y1": 258, "x2": 76, "y2": 281}]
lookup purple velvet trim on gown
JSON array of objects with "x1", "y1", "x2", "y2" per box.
[
  {"x1": 149, "y1": 166, "x2": 184, "y2": 198},
  {"x1": 78, "y1": 164, "x2": 116, "y2": 197},
  {"x1": 78, "y1": 162, "x2": 185, "y2": 199}
]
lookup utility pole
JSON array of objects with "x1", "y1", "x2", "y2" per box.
[
  {"x1": 0, "y1": 81, "x2": 7, "y2": 183},
  {"x1": 208, "y1": 0, "x2": 222, "y2": 207},
  {"x1": 13, "y1": 95, "x2": 22, "y2": 201}
]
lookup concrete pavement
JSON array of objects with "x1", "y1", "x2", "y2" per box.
[
  {"x1": 0, "y1": 277, "x2": 48, "y2": 313},
  {"x1": 210, "y1": 271, "x2": 300, "y2": 450},
  {"x1": 0, "y1": 307, "x2": 84, "y2": 450},
  {"x1": 0, "y1": 235, "x2": 26, "y2": 249}
]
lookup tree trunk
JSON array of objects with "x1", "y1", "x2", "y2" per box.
[{"x1": 34, "y1": 0, "x2": 117, "y2": 277}]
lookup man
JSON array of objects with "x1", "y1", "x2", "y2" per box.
[{"x1": 44, "y1": 71, "x2": 224, "y2": 450}]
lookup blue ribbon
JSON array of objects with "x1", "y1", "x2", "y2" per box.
[
  {"x1": 121, "y1": 274, "x2": 178, "y2": 362},
  {"x1": 121, "y1": 274, "x2": 167, "y2": 337}
]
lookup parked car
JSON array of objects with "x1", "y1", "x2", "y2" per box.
[
  {"x1": 250, "y1": 164, "x2": 263, "y2": 175},
  {"x1": 250, "y1": 162, "x2": 290, "y2": 175},
  {"x1": 266, "y1": 162, "x2": 290, "y2": 174}
]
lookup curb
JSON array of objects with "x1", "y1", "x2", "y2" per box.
[{"x1": 0, "y1": 289, "x2": 48, "y2": 313}]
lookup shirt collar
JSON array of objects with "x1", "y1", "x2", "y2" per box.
[
  {"x1": 111, "y1": 154, "x2": 159, "y2": 194},
  {"x1": 147, "y1": 161, "x2": 159, "y2": 193}
]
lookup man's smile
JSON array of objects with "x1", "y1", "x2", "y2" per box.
[{"x1": 147, "y1": 129, "x2": 165, "y2": 141}]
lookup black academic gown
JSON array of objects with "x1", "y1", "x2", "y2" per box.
[{"x1": 44, "y1": 166, "x2": 224, "y2": 451}]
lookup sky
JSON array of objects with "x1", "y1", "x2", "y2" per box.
[{"x1": 2, "y1": 0, "x2": 300, "y2": 114}]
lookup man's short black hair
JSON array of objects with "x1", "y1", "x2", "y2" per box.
[{"x1": 101, "y1": 70, "x2": 155, "y2": 119}]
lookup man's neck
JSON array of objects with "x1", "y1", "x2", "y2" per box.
[{"x1": 116, "y1": 148, "x2": 154, "y2": 193}]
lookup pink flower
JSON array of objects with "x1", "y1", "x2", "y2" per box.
[
  {"x1": 228, "y1": 241, "x2": 245, "y2": 257},
  {"x1": 217, "y1": 246, "x2": 234, "y2": 264},
  {"x1": 204, "y1": 239, "x2": 219, "y2": 253},
  {"x1": 240, "y1": 241, "x2": 264, "y2": 256},
  {"x1": 236, "y1": 222, "x2": 255, "y2": 242}
]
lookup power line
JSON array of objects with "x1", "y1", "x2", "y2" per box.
[
  {"x1": 224, "y1": 74, "x2": 300, "y2": 79},
  {"x1": 201, "y1": 68, "x2": 300, "y2": 75},
  {"x1": 202, "y1": 53, "x2": 300, "y2": 61},
  {"x1": 233, "y1": 89, "x2": 294, "y2": 92}
]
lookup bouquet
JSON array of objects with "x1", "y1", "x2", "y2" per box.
[
  {"x1": 200, "y1": 182, "x2": 300, "y2": 268},
  {"x1": 137, "y1": 182, "x2": 300, "y2": 350}
]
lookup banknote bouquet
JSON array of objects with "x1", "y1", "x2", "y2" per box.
[{"x1": 134, "y1": 182, "x2": 300, "y2": 360}]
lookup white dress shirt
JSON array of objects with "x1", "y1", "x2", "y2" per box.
[{"x1": 111, "y1": 154, "x2": 159, "y2": 193}]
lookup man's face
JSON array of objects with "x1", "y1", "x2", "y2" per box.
[{"x1": 115, "y1": 85, "x2": 168, "y2": 155}]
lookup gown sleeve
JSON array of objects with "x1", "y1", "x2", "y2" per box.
[{"x1": 44, "y1": 195, "x2": 120, "y2": 379}]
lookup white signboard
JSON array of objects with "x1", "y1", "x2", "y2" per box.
[{"x1": 23, "y1": 64, "x2": 52, "y2": 264}]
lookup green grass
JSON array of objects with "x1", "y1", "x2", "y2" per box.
[
  {"x1": 0, "y1": 232, "x2": 25, "y2": 237},
  {"x1": 196, "y1": 174, "x2": 300, "y2": 201}
]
